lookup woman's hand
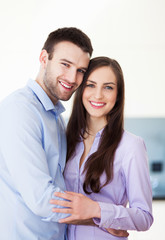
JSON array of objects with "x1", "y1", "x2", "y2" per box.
[
  {"x1": 50, "y1": 191, "x2": 129, "y2": 237},
  {"x1": 50, "y1": 191, "x2": 100, "y2": 223}
]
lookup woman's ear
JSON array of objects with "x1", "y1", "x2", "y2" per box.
[{"x1": 39, "y1": 50, "x2": 49, "y2": 69}]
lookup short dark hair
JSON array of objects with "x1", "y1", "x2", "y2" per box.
[{"x1": 42, "y1": 27, "x2": 93, "y2": 60}]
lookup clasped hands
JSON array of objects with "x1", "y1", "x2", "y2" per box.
[{"x1": 50, "y1": 191, "x2": 129, "y2": 238}]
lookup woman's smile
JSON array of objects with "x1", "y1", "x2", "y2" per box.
[{"x1": 89, "y1": 101, "x2": 106, "y2": 108}]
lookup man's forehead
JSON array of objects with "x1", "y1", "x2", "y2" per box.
[
  {"x1": 53, "y1": 42, "x2": 90, "y2": 67},
  {"x1": 53, "y1": 41, "x2": 89, "y2": 57}
]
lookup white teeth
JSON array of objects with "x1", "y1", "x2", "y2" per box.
[
  {"x1": 60, "y1": 81, "x2": 72, "y2": 89},
  {"x1": 91, "y1": 102, "x2": 104, "y2": 106}
]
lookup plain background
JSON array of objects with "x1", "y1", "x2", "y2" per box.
[
  {"x1": 0, "y1": 0, "x2": 164, "y2": 239},
  {"x1": 1, "y1": 0, "x2": 165, "y2": 119}
]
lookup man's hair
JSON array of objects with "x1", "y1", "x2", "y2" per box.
[{"x1": 42, "y1": 27, "x2": 93, "y2": 60}]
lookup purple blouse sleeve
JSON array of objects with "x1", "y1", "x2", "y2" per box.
[{"x1": 93, "y1": 137, "x2": 153, "y2": 231}]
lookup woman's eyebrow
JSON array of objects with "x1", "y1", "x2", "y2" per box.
[
  {"x1": 86, "y1": 80, "x2": 96, "y2": 84},
  {"x1": 103, "y1": 82, "x2": 116, "y2": 85},
  {"x1": 86, "y1": 80, "x2": 116, "y2": 85}
]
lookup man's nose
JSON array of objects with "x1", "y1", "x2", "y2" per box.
[{"x1": 66, "y1": 69, "x2": 77, "y2": 83}]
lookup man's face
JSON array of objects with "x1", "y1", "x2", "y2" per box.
[{"x1": 42, "y1": 41, "x2": 90, "y2": 104}]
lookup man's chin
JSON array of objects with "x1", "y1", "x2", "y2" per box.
[
  {"x1": 60, "y1": 93, "x2": 75, "y2": 101},
  {"x1": 60, "y1": 96, "x2": 72, "y2": 101}
]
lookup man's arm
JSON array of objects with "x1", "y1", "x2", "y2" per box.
[
  {"x1": 62, "y1": 219, "x2": 129, "y2": 237},
  {"x1": 0, "y1": 101, "x2": 69, "y2": 222}
]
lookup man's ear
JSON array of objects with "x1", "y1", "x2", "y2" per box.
[{"x1": 39, "y1": 50, "x2": 49, "y2": 69}]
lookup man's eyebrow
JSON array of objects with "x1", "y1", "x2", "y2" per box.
[
  {"x1": 60, "y1": 58, "x2": 88, "y2": 70},
  {"x1": 60, "y1": 58, "x2": 73, "y2": 64}
]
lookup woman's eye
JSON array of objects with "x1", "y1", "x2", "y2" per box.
[
  {"x1": 105, "y1": 86, "x2": 113, "y2": 90},
  {"x1": 86, "y1": 84, "x2": 95, "y2": 88}
]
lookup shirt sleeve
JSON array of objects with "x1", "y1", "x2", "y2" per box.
[
  {"x1": 93, "y1": 136, "x2": 153, "y2": 231},
  {"x1": 0, "y1": 100, "x2": 69, "y2": 222}
]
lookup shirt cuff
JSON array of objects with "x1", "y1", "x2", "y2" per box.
[{"x1": 93, "y1": 201, "x2": 114, "y2": 228}]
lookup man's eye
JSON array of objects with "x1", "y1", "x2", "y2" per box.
[
  {"x1": 77, "y1": 69, "x2": 86, "y2": 74},
  {"x1": 62, "y1": 63, "x2": 69, "y2": 67}
]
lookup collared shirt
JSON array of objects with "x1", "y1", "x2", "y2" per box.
[
  {"x1": 0, "y1": 79, "x2": 69, "y2": 240},
  {"x1": 64, "y1": 129, "x2": 154, "y2": 240}
]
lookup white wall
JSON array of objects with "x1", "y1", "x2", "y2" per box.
[{"x1": 0, "y1": 0, "x2": 165, "y2": 119}]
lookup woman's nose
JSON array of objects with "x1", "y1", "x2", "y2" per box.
[{"x1": 94, "y1": 88, "x2": 103, "y2": 99}]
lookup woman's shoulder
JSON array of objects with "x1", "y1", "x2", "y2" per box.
[
  {"x1": 122, "y1": 130, "x2": 143, "y2": 141},
  {"x1": 118, "y1": 130, "x2": 146, "y2": 153}
]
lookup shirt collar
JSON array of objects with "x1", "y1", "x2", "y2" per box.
[
  {"x1": 80, "y1": 127, "x2": 105, "y2": 141},
  {"x1": 27, "y1": 79, "x2": 65, "y2": 115},
  {"x1": 96, "y1": 127, "x2": 104, "y2": 137}
]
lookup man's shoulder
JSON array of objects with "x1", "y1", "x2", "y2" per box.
[
  {"x1": 0, "y1": 86, "x2": 44, "y2": 132},
  {"x1": 0, "y1": 86, "x2": 43, "y2": 123},
  {"x1": 0, "y1": 86, "x2": 38, "y2": 109}
]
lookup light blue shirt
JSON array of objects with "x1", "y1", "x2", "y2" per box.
[{"x1": 0, "y1": 79, "x2": 68, "y2": 240}]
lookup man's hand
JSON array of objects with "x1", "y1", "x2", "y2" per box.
[
  {"x1": 106, "y1": 228, "x2": 129, "y2": 237},
  {"x1": 64, "y1": 220, "x2": 129, "y2": 238},
  {"x1": 63, "y1": 219, "x2": 96, "y2": 226}
]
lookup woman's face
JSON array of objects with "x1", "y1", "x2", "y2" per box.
[{"x1": 82, "y1": 66, "x2": 118, "y2": 122}]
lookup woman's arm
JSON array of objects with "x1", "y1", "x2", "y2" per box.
[
  {"x1": 50, "y1": 136, "x2": 153, "y2": 231},
  {"x1": 50, "y1": 193, "x2": 129, "y2": 237}
]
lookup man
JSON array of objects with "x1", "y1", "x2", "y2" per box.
[{"x1": 0, "y1": 27, "x2": 92, "y2": 240}]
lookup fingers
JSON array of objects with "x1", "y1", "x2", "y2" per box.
[
  {"x1": 50, "y1": 199, "x2": 71, "y2": 208},
  {"x1": 65, "y1": 191, "x2": 81, "y2": 196},
  {"x1": 52, "y1": 207, "x2": 71, "y2": 214},
  {"x1": 58, "y1": 216, "x2": 73, "y2": 224},
  {"x1": 51, "y1": 191, "x2": 98, "y2": 221},
  {"x1": 54, "y1": 192, "x2": 73, "y2": 201},
  {"x1": 52, "y1": 191, "x2": 83, "y2": 206}
]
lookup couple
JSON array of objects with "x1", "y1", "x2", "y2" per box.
[{"x1": 0, "y1": 27, "x2": 153, "y2": 240}]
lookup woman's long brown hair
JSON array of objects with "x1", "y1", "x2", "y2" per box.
[{"x1": 66, "y1": 57, "x2": 125, "y2": 194}]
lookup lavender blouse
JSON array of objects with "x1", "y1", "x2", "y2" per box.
[{"x1": 64, "y1": 130, "x2": 153, "y2": 240}]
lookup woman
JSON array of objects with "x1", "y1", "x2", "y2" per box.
[{"x1": 50, "y1": 57, "x2": 153, "y2": 239}]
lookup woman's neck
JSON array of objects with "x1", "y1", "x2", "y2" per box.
[{"x1": 86, "y1": 116, "x2": 107, "y2": 137}]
